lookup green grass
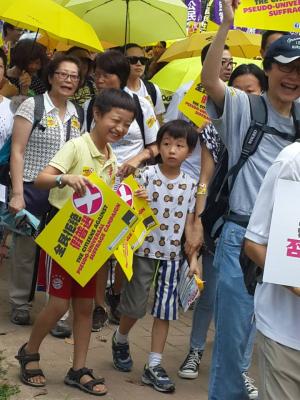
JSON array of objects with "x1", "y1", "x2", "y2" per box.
[{"x1": 0, "y1": 351, "x2": 19, "y2": 400}]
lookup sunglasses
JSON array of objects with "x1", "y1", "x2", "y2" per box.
[{"x1": 127, "y1": 56, "x2": 148, "y2": 65}]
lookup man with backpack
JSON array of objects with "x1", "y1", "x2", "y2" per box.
[{"x1": 201, "y1": 0, "x2": 300, "y2": 398}]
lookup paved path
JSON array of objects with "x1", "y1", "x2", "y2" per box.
[{"x1": 0, "y1": 261, "x2": 259, "y2": 400}]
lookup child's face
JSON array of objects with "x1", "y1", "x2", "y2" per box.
[
  {"x1": 159, "y1": 133, "x2": 191, "y2": 168},
  {"x1": 93, "y1": 107, "x2": 134, "y2": 143}
]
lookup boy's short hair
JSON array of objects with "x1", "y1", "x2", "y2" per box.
[
  {"x1": 156, "y1": 120, "x2": 198, "y2": 151},
  {"x1": 94, "y1": 50, "x2": 130, "y2": 89},
  {"x1": 93, "y1": 88, "x2": 136, "y2": 119}
]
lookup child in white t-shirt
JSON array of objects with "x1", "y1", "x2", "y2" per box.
[{"x1": 112, "y1": 120, "x2": 201, "y2": 393}]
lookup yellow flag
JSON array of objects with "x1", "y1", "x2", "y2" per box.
[
  {"x1": 35, "y1": 172, "x2": 139, "y2": 287},
  {"x1": 178, "y1": 74, "x2": 210, "y2": 128},
  {"x1": 114, "y1": 175, "x2": 159, "y2": 280},
  {"x1": 234, "y1": 0, "x2": 300, "y2": 32}
]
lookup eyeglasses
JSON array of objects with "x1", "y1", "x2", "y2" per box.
[
  {"x1": 274, "y1": 61, "x2": 300, "y2": 75},
  {"x1": 54, "y1": 71, "x2": 80, "y2": 82},
  {"x1": 126, "y1": 56, "x2": 148, "y2": 66},
  {"x1": 221, "y1": 59, "x2": 237, "y2": 68}
]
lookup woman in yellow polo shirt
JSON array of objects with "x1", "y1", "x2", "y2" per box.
[{"x1": 15, "y1": 89, "x2": 136, "y2": 397}]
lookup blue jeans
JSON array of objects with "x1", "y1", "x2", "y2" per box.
[
  {"x1": 208, "y1": 221, "x2": 255, "y2": 400},
  {"x1": 190, "y1": 250, "x2": 217, "y2": 351}
]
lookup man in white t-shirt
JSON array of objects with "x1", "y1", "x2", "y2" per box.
[{"x1": 244, "y1": 141, "x2": 300, "y2": 400}]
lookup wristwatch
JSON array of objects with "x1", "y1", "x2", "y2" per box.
[{"x1": 55, "y1": 175, "x2": 64, "y2": 189}]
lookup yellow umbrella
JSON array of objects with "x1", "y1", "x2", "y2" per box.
[
  {"x1": 151, "y1": 57, "x2": 262, "y2": 93},
  {"x1": 159, "y1": 30, "x2": 261, "y2": 62},
  {"x1": 37, "y1": 36, "x2": 72, "y2": 52},
  {"x1": 0, "y1": 0, "x2": 103, "y2": 52},
  {"x1": 65, "y1": 0, "x2": 188, "y2": 46}
]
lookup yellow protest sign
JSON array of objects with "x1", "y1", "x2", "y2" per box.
[
  {"x1": 35, "y1": 172, "x2": 139, "y2": 287},
  {"x1": 178, "y1": 74, "x2": 210, "y2": 128},
  {"x1": 113, "y1": 175, "x2": 159, "y2": 280},
  {"x1": 234, "y1": 0, "x2": 300, "y2": 32}
]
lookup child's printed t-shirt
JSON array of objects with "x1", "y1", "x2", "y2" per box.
[{"x1": 135, "y1": 165, "x2": 197, "y2": 261}]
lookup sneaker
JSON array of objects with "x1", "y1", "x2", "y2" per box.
[
  {"x1": 10, "y1": 309, "x2": 31, "y2": 325},
  {"x1": 50, "y1": 319, "x2": 72, "y2": 339},
  {"x1": 242, "y1": 372, "x2": 259, "y2": 400},
  {"x1": 92, "y1": 305, "x2": 108, "y2": 332},
  {"x1": 105, "y1": 287, "x2": 121, "y2": 324},
  {"x1": 142, "y1": 364, "x2": 175, "y2": 393},
  {"x1": 178, "y1": 349, "x2": 203, "y2": 379},
  {"x1": 112, "y1": 331, "x2": 133, "y2": 372}
]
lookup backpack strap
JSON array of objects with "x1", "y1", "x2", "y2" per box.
[
  {"x1": 217, "y1": 95, "x2": 267, "y2": 200},
  {"x1": 142, "y1": 79, "x2": 157, "y2": 107},
  {"x1": 32, "y1": 94, "x2": 45, "y2": 133},
  {"x1": 86, "y1": 96, "x2": 95, "y2": 132},
  {"x1": 132, "y1": 93, "x2": 146, "y2": 146},
  {"x1": 71, "y1": 101, "x2": 84, "y2": 129},
  {"x1": 291, "y1": 102, "x2": 300, "y2": 139}
]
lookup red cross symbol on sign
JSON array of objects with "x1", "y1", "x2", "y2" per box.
[
  {"x1": 117, "y1": 183, "x2": 133, "y2": 206},
  {"x1": 72, "y1": 184, "x2": 103, "y2": 215}
]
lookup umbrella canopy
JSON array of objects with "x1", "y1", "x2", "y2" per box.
[
  {"x1": 65, "y1": 0, "x2": 188, "y2": 46},
  {"x1": 159, "y1": 30, "x2": 261, "y2": 62},
  {"x1": 0, "y1": 0, "x2": 103, "y2": 52},
  {"x1": 151, "y1": 57, "x2": 262, "y2": 93}
]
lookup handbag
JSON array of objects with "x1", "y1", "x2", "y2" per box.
[{"x1": 23, "y1": 182, "x2": 51, "y2": 216}]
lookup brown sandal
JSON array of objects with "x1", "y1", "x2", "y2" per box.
[
  {"x1": 15, "y1": 343, "x2": 45, "y2": 387},
  {"x1": 64, "y1": 367, "x2": 107, "y2": 396}
]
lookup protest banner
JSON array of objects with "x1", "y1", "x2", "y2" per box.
[
  {"x1": 114, "y1": 175, "x2": 159, "y2": 280},
  {"x1": 264, "y1": 179, "x2": 300, "y2": 287},
  {"x1": 234, "y1": 0, "x2": 300, "y2": 32},
  {"x1": 178, "y1": 74, "x2": 210, "y2": 127},
  {"x1": 35, "y1": 172, "x2": 139, "y2": 287}
]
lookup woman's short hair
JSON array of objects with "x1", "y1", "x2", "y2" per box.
[
  {"x1": 94, "y1": 50, "x2": 130, "y2": 89},
  {"x1": 45, "y1": 54, "x2": 81, "y2": 91},
  {"x1": 93, "y1": 88, "x2": 136, "y2": 119},
  {"x1": 228, "y1": 63, "x2": 267, "y2": 92}
]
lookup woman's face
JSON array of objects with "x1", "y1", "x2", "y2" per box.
[
  {"x1": 94, "y1": 67, "x2": 121, "y2": 91},
  {"x1": 49, "y1": 61, "x2": 80, "y2": 98},
  {"x1": 27, "y1": 58, "x2": 42, "y2": 76},
  {"x1": 0, "y1": 57, "x2": 5, "y2": 83},
  {"x1": 126, "y1": 46, "x2": 146, "y2": 79},
  {"x1": 232, "y1": 73, "x2": 262, "y2": 95}
]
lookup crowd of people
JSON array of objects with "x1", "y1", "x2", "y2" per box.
[{"x1": 0, "y1": 0, "x2": 300, "y2": 398}]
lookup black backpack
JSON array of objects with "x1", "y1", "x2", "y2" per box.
[
  {"x1": 0, "y1": 95, "x2": 84, "y2": 186},
  {"x1": 201, "y1": 94, "x2": 300, "y2": 252}
]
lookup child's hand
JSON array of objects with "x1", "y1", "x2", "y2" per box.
[
  {"x1": 134, "y1": 186, "x2": 149, "y2": 201},
  {"x1": 188, "y1": 257, "x2": 202, "y2": 278},
  {"x1": 62, "y1": 175, "x2": 90, "y2": 197},
  {"x1": 117, "y1": 162, "x2": 137, "y2": 178}
]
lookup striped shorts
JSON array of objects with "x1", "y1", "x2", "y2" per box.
[
  {"x1": 152, "y1": 259, "x2": 181, "y2": 321},
  {"x1": 118, "y1": 256, "x2": 180, "y2": 321}
]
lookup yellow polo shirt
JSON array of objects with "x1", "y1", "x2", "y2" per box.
[{"x1": 49, "y1": 132, "x2": 117, "y2": 209}]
